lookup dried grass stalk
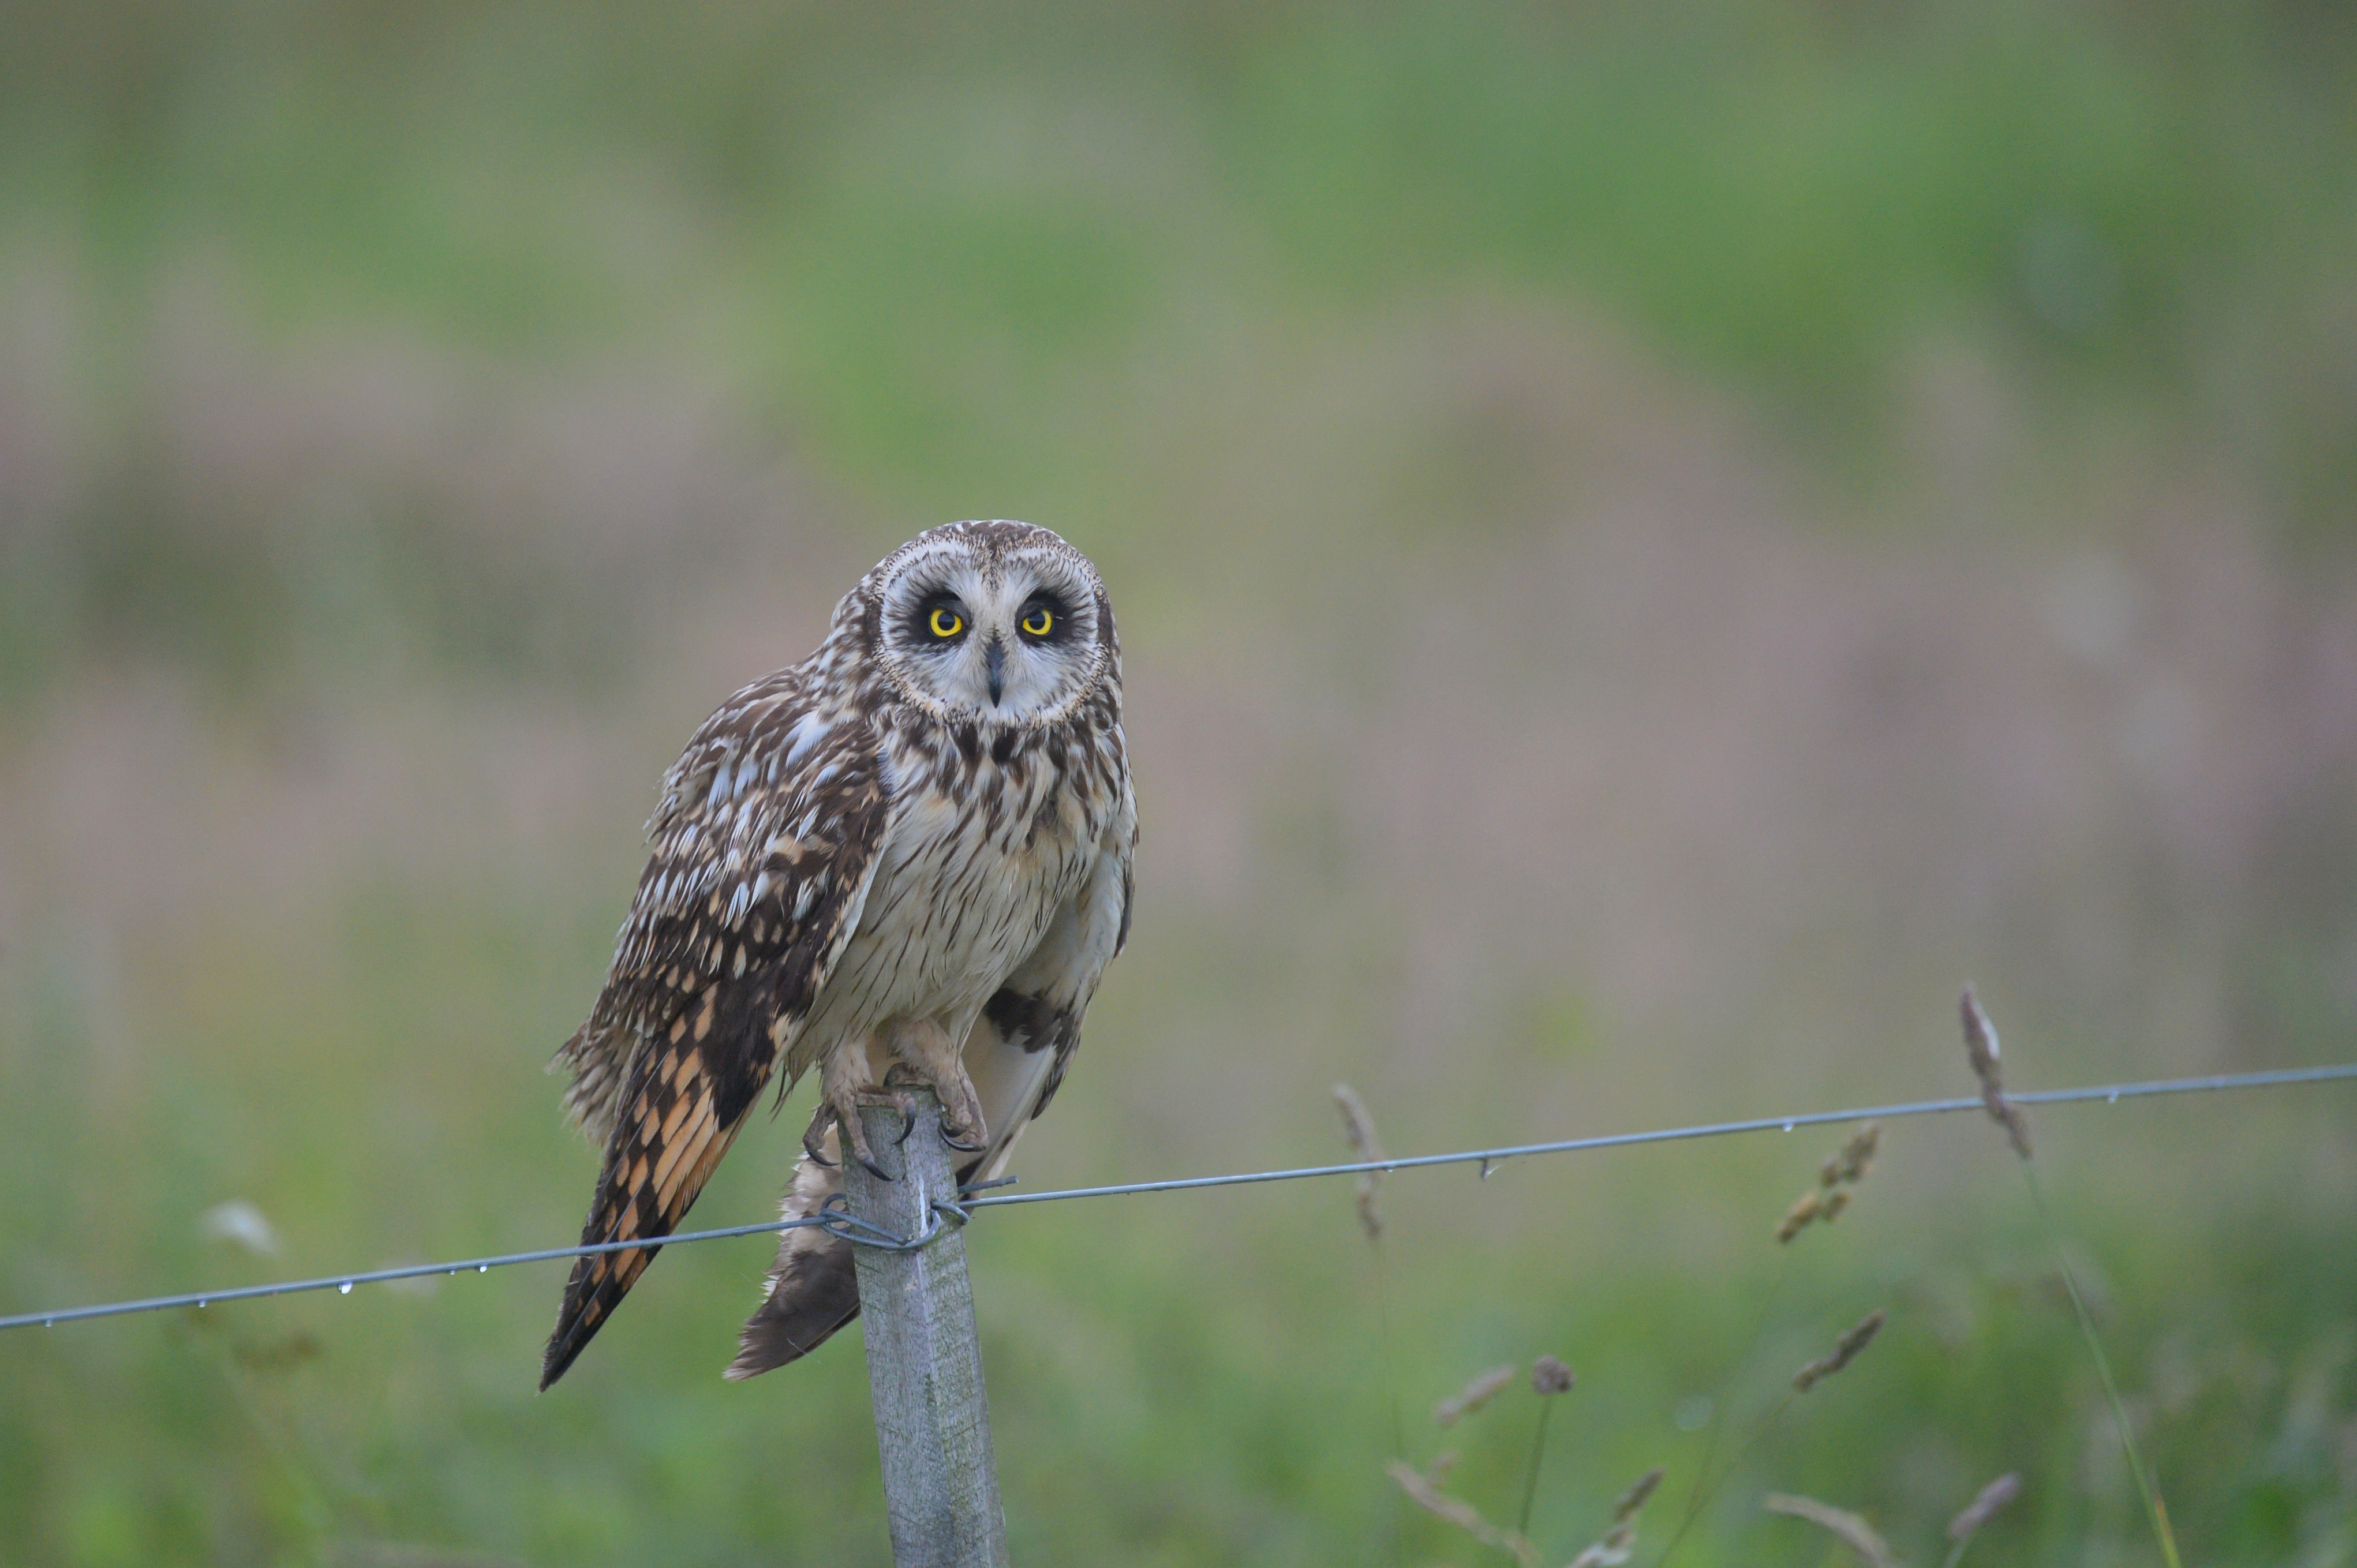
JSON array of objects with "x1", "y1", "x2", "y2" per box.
[
  {"x1": 1959, "y1": 986, "x2": 2032, "y2": 1159},
  {"x1": 1610, "y1": 1467, "x2": 1664, "y2": 1522},
  {"x1": 1946, "y1": 1472, "x2": 2021, "y2": 1542},
  {"x1": 1434, "y1": 1363, "x2": 1517, "y2": 1427},
  {"x1": 1955, "y1": 992, "x2": 2176, "y2": 1568},
  {"x1": 1333, "y1": 1083, "x2": 1387, "y2": 1240},
  {"x1": 1565, "y1": 1466, "x2": 1666, "y2": 1568},
  {"x1": 1763, "y1": 1493, "x2": 1899, "y2": 1568},
  {"x1": 1793, "y1": 1309, "x2": 1885, "y2": 1392},
  {"x1": 1386, "y1": 1460, "x2": 1539, "y2": 1567}
]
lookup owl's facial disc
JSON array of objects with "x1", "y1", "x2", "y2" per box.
[{"x1": 879, "y1": 545, "x2": 1105, "y2": 723}]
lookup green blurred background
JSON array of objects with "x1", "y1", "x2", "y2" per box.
[{"x1": 3, "y1": 2, "x2": 2355, "y2": 1563}]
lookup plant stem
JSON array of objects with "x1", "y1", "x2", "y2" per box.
[
  {"x1": 1516, "y1": 1398, "x2": 1554, "y2": 1540},
  {"x1": 2020, "y1": 1162, "x2": 2182, "y2": 1568},
  {"x1": 1371, "y1": 1234, "x2": 1405, "y2": 1461},
  {"x1": 1654, "y1": 1393, "x2": 1795, "y2": 1568},
  {"x1": 1654, "y1": 1250, "x2": 1791, "y2": 1567}
]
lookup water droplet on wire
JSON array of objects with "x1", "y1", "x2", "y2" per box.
[
  {"x1": 2107, "y1": 1091, "x2": 2119, "y2": 1104},
  {"x1": 476, "y1": 1264, "x2": 488, "y2": 1274},
  {"x1": 338, "y1": 1282, "x2": 352, "y2": 1295},
  {"x1": 1782, "y1": 1122, "x2": 1794, "y2": 1132}
]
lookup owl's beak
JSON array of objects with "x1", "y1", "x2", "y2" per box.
[{"x1": 985, "y1": 637, "x2": 1006, "y2": 706}]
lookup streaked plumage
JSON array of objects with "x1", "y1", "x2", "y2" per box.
[{"x1": 541, "y1": 521, "x2": 1136, "y2": 1389}]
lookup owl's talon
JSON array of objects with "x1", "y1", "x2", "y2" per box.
[
  {"x1": 799, "y1": 1103, "x2": 839, "y2": 1168},
  {"x1": 839, "y1": 1110, "x2": 886, "y2": 1180}
]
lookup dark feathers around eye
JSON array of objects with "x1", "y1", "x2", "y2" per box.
[
  {"x1": 907, "y1": 592, "x2": 970, "y2": 644},
  {"x1": 1017, "y1": 593, "x2": 1074, "y2": 643}
]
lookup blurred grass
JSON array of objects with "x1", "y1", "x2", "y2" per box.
[
  {"x1": 3, "y1": 2, "x2": 2356, "y2": 1565},
  {"x1": 6, "y1": 1, "x2": 2357, "y2": 695}
]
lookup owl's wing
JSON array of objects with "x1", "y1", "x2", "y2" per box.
[{"x1": 539, "y1": 673, "x2": 889, "y2": 1390}]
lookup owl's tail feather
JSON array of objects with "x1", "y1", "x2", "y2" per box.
[{"x1": 727, "y1": 1137, "x2": 859, "y2": 1379}]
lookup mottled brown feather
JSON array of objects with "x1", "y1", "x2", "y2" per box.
[{"x1": 540, "y1": 662, "x2": 890, "y2": 1390}]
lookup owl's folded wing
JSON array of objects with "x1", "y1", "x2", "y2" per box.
[{"x1": 540, "y1": 673, "x2": 889, "y2": 1390}]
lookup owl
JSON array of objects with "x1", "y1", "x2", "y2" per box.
[{"x1": 540, "y1": 521, "x2": 1136, "y2": 1389}]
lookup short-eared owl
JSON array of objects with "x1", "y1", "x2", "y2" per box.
[{"x1": 541, "y1": 521, "x2": 1136, "y2": 1389}]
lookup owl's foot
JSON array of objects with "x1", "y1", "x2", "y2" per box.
[
  {"x1": 805, "y1": 1049, "x2": 899, "y2": 1180},
  {"x1": 883, "y1": 1019, "x2": 989, "y2": 1152}
]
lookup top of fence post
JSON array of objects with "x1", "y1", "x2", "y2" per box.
[{"x1": 844, "y1": 1088, "x2": 1011, "y2": 1568}]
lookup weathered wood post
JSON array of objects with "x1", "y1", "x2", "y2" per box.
[{"x1": 844, "y1": 1088, "x2": 1011, "y2": 1568}]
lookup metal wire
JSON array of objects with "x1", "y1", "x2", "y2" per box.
[{"x1": 5, "y1": 1061, "x2": 2352, "y2": 1333}]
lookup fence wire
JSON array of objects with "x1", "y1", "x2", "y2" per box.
[{"x1": 6, "y1": 1061, "x2": 2353, "y2": 1333}]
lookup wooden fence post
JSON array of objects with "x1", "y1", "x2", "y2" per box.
[{"x1": 844, "y1": 1088, "x2": 1011, "y2": 1568}]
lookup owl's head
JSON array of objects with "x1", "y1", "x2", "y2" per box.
[{"x1": 862, "y1": 521, "x2": 1118, "y2": 725}]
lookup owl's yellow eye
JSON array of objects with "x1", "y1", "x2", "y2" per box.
[
  {"x1": 929, "y1": 607, "x2": 964, "y2": 638},
  {"x1": 1020, "y1": 606, "x2": 1054, "y2": 638}
]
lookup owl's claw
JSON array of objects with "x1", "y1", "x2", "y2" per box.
[
  {"x1": 799, "y1": 1102, "x2": 839, "y2": 1167},
  {"x1": 804, "y1": 1090, "x2": 893, "y2": 1180},
  {"x1": 841, "y1": 1109, "x2": 891, "y2": 1181}
]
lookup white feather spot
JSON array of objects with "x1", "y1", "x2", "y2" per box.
[
  {"x1": 793, "y1": 881, "x2": 818, "y2": 919},
  {"x1": 783, "y1": 712, "x2": 829, "y2": 768}
]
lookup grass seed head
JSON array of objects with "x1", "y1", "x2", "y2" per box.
[
  {"x1": 1960, "y1": 986, "x2": 2033, "y2": 1159},
  {"x1": 1763, "y1": 1494, "x2": 1899, "y2": 1568},
  {"x1": 1829, "y1": 1124, "x2": 1880, "y2": 1185},
  {"x1": 1531, "y1": 1354, "x2": 1575, "y2": 1395},
  {"x1": 1386, "y1": 1460, "x2": 1537, "y2": 1567},
  {"x1": 1333, "y1": 1082, "x2": 1386, "y2": 1161},
  {"x1": 1789, "y1": 1124, "x2": 1878, "y2": 1239},
  {"x1": 1567, "y1": 1525, "x2": 1636, "y2": 1568},
  {"x1": 1434, "y1": 1363, "x2": 1517, "y2": 1427},
  {"x1": 1793, "y1": 1308, "x2": 1886, "y2": 1392},
  {"x1": 1333, "y1": 1083, "x2": 1388, "y2": 1240},
  {"x1": 1566, "y1": 1466, "x2": 1667, "y2": 1568},
  {"x1": 1612, "y1": 1466, "x2": 1665, "y2": 1522},
  {"x1": 1947, "y1": 1471, "x2": 2022, "y2": 1542},
  {"x1": 1776, "y1": 1188, "x2": 1823, "y2": 1243}
]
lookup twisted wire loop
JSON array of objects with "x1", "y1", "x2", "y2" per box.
[
  {"x1": 815, "y1": 1192, "x2": 971, "y2": 1251},
  {"x1": 3, "y1": 1060, "x2": 2352, "y2": 1333}
]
